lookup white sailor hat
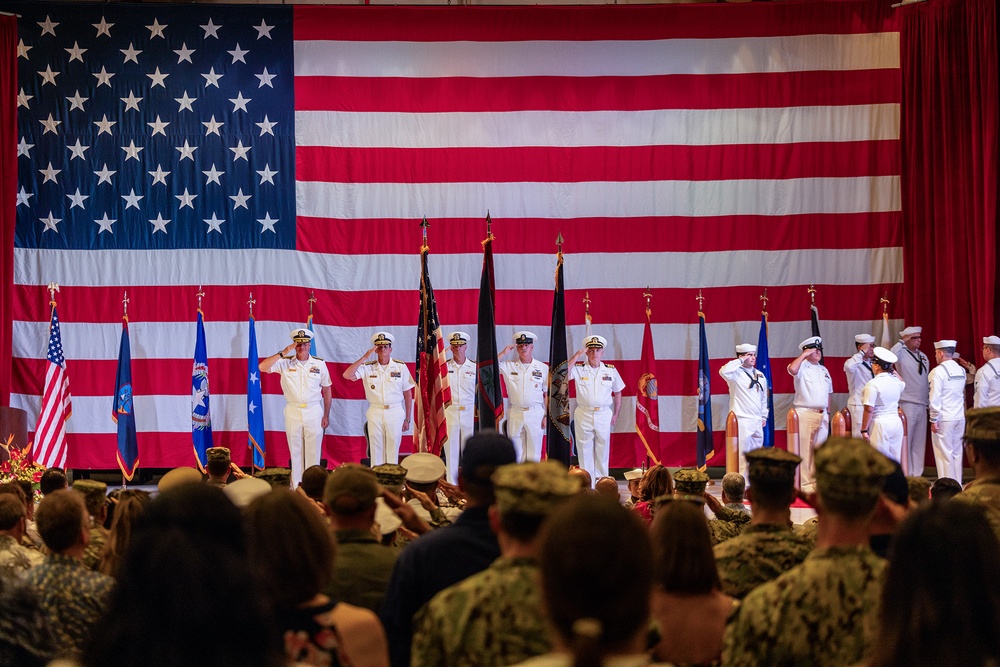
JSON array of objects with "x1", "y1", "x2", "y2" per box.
[
  {"x1": 735, "y1": 343, "x2": 757, "y2": 354},
  {"x1": 584, "y1": 335, "x2": 607, "y2": 349},
  {"x1": 934, "y1": 339, "x2": 958, "y2": 350},
  {"x1": 872, "y1": 347, "x2": 898, "y2": 365},
  {"x1": 513, "y1": 331, "x2": 537, "y2": 345},
  {"x1": 854, "y1": 334, "x2": 875, "y2": 344},
  {"x1": 372, "y1": 331, "x2": 394, "y2": 346},
  {"x1": 291, "y1": 328, "x2": 314, "y2": 343},
  {"x1": 448, "y1": 331, "x2": 470, "y2": 346},
  {"x1": 400, "y1": 453, "x2": 446, "y2": 484},
  {"x1": 623, "y1": 468, "x2": 644, "y2": 481},
  {"x1": 900, "y1": 326, "x2": 922, "y2": 338},
  {"x1": 799, "y1": 336, "x2": 823, "y2": 350},
  {"x1": 374, "y1": 497, "x2": 402, "y2": 535},
  {"x1": 984, "y1": 336, "x2": 1000, "y2": 346}
]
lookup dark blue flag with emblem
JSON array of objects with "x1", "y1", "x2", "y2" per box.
[
  {"x1": 546, "y1": 246, "x2": 572, "y2": 465},
  {"x1": 247, "y1": 314, "x2": 266, "y2": 470},
  {"x1": 475, "y1": 224, "x2": 503, "y2": 430},
  {"x1": 112, "y1": 318, "x2": 139, "y2": 480},
  {"x1": 192, "y1": 309, "x2": 213, "y2": 471},
  {"x1": 696, "y1": 310, "x2": 714, "y2": 469},
  {"x1": 756, "y1": 313, "x2": 776, "y2": 447},
  {"x1": 811, "y1": 302, "x2": 825, "y2": 365}
]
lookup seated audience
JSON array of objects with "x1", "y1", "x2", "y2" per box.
[
  {"x1": 71, "y1": 480, "x2": 109, "y2": 570},
  {"x1": 205, "y1": 447, "x2": 235, "y2": 488},
  {"x1": 324, "y1": 465, "x2": 398, "y2": 612},
  {"x1": 246, "y1": 489, "x2": 388, "y2": 667},
  {"x1": 955, "y1": 407, "x2": 1000, "y2": 539},
  {"x1": 300, "y1": 464, "x2": 330, "y2": 503},
  {"x1": 650, "y1": 499, "x2": 733, "y2": 666},
  {"x1": 80, "y1": 484, "x2": 280, "y2": 667},
  {"x1": 594, "y1": 476, "x2": 621, "y2": 502},
  {"x1": 26, "y1": 490, "x2": 113, "y2": 659},
  {"x1": 623, "y1": 468, "x2": 643, "y2": 509},
  {"x1": 906, "y1": 476, "x2": 931, "y2": 506},
  {"x1": 673, "y1": 469, "x2": 749, "y2": 544},
  {"x1": 931, "y1": 476, "x2": 962, "y2": 500},
  {"x1": 509, "y1": 494, "x2": 653, "y2": 667},
  {"x1": 0, "y1": 575, "x2": 55, "y2": 666},
  {"x1": 96, "y1": 490, "x2": 150, "y2": 579},
  {"x1": 567, "y1": 466, "x2": 592, "y2": 491},
  {"x1": 721, "y1": 472, "x2": 750, "y2": 515},
  {"x1": 413, "y1": 461, "x2": 580, "y2": 667},
  {"x1": 0, "y1": 494, "x2": 44, "y2": 577},
  {"x1": 39, "y1": 468, "x2": 68, "y2": 496},
  {"x1": 632, "y1": 465, "x2": 673, "y2": 523},
  {"x1": 714, "y1": 448, "x2": 811, "y2": 599},
  {"x1": 865, "y1": 500, "x2": 1000, "y2": 667},
  {"x1": 724, "y1": 438, "x2": 894, "y2": 667}
]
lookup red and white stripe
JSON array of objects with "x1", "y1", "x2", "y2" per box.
[
  {"x1": 12, "y1": 2, "x2": 903, "y2": 469},
  {"x1": 33, "y1": 341, "x2": 72, "y2": 470}
]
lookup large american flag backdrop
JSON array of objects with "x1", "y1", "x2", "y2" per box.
[{"x1": 8, "y1": 1, "x2": 902, "y2": 469}]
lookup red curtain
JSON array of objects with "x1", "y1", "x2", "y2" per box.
[
  {"x1": 900, "y1": 0, "x2": 998, "y2": 357},
  {"x1": 0, "y1": 15, "x2": 16, "y2": 407}
]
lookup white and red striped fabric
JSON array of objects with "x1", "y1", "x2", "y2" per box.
[
  {"x1": 11, "y1": 2, "x2": 903, "y2": 469},
  {"x1": 33, "y1": 304, "x2": 72, "y2": 469}
]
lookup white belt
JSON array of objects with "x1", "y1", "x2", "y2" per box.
[
  {"x1": 511, "y1": 405, "x2": 543, "y2": 411},
  {"x1": 795, "y1": 407, "x2": 826, "y2": 413},
  {"x1": 371, "y1": 402, "x2": 402, "y2": 409},
  {"x1": 872, "y1": 409, "x2": 899, "y2": 418},
  {"x1": 577, "y1": 405, "x2": 610, "y2": 412},
  {"x1": 290, "y1": 402, "x2": 321, "y2": 409}
]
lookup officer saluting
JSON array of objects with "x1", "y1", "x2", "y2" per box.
[
  {"x1": 498, "y1": 331, "x2": 549, "y2": 462},
  {"x1": 259, "y1": 328, "x2": 332, "y2": 488},
  {"x1": 444, "y1": 331, "x2": 476, "y2": 484},
  {"x1": 343, "y1": 332, "x2": 415, "y2": 466},
  {"x1": 567, "y1": 334, "x2": 624, "y2": 484}
]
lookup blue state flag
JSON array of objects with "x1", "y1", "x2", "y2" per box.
[
  {"x1": 248, "y1": 315, "x2": 266, "y2": 470},
  {"x1": 192, "y1": 310, "x2": 214, "y2": 471},
  {"x1": 307, "y1": 313, "x2": 317, "y2": 357},
  {"x1": 756, "y1": 313, "x2": 776, "y2": 448},
  {"x1": 696, "y1": 312, "x2": 714, "y2": 469},
  {"x1": 113, "y1": 320, "x2": 139, "y2": 480}
]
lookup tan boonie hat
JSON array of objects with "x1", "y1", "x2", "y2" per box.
[
  {"x1": 815, "y1": 438, "x2": 894, "y2": 506},
  {"x1": 493, "y1": 461, "x2": 580, "y2": 516},
  {"x1": 255, "y1": 467, "x2": 292, "y2": 489},
  {"x1": 672, "y1": 468, "x2": 709, "y2": 499},
  {"x1": 746, "y1": 447, "x2": 801, "y2": 486},
  {"x1": 965, "y1": 407, "x2": 1000, "y2": 444},
  {"x1": 72, "y1": 479, "x2": 108, "y2": 514},
  {"x1": 371, "y1": 464, "x2": 407, "y2": 489},
  {"x1": 325, "y1": 464, "x2": 379, "y2": 513},
  {"x1": 206, "y1": 447, "x2": 231, "y2": 465}
]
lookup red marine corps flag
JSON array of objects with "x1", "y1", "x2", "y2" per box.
[
  {"x1": 635, "y1": 291, "x2": 661, "y2": 466},
  {"x1": 414, "y1": 219, "x2": 452, "y2": 455}
]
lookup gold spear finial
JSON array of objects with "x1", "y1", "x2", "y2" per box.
[
  {"x1": 696, "y1": 289, "x2": 705, "y2": 314},
  {"x1": 47, "y1": 282, "x2": 59, "y2": 306},
  {"x1": 248, "y1": 292, "x2": 256, "y2": 317},
  {"x1": 760, "y1": 288, "x2": 769, "y2": 317},
  {"x1": 880, "y1": 292, "x2": 890, "y2": 316},
  {"x1": 196, "y1": 285, "x2": 205, "y2": 311},
  {"x1": 807, "y1": 284, "x2": 816, "y2": 305}
]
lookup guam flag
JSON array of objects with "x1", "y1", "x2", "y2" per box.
[
  {"x1": 113, "y1": 319, "x2": 139, "y2": 480},
  {"x1": 248, "y1": 315, "x2": 266, "y2": 470},
  {"x1": 756, "y1": 313, "x2": 776, "y2": 448},
  {"x1": 192, "y1": 309, "x2": 213, "y2": 471}
]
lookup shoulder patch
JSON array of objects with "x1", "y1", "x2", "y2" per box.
[
  {"x1": 364, "y1": 360, "x2": 378, "y2": 365},
  {"x1": 311, "y1": 355, "x2": 325, "y2": 361},
  {"x1": 575, "y1": 361, "x2": 585, "y2": 366},
  {"x1": 604, "y1": 363, "x2": 615, "y2": 368},
  {"x1": 392, "y1": 359, "x2": 407, "y2": 365}
]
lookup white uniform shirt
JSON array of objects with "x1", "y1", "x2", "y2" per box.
[
  {"x1": 789, "y1": 359, "x2": 833, "y2": 409},
  {"x1": 269, "y1": 356, "x2": 332, "y2": 404},
  {"x1": 891, "y1": 342, "x2": 930, "y2": 406},
  {"x1": 499, "y1": 358, "x2": 548, "y2": 408},
  {"x1": 974, "y1": 359, "x2": 1000, "y2": 408},
  {"x1": 844, "y1": 352, "x2": 874, "y2": 406},
  {"x1": 354, "y1": 359, "x2": 415, "y2": 406},
  {"x1": 928, "y1": 359, "x2": 967, "y2": 422},
  {"x1": 862, "y1": 372, "x2": 905, "y2": 416},
  {"x1": 569, "y1": 362, "x2": 625, "y2": 408},
  {"x1": 447, "y1": 358, "x2": 477, "y2": 408},
  {"x1": 719, "y1": 359, "x2": 768, "y2": 419}
]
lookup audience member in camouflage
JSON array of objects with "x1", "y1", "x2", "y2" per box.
[
  {"x1": 0, "y1": 495, "x2": 44, "y2": 578},
  {"x1": 955, "y1": 407, "x2": 1000, "y2": 541},
  {"x1": 25, "y1": 490, "x2": 114, "y2": 658},
  {"x1": 72, "y1": 479, "x2": 109, "y2": 570},
  {"x1": 670, "y1": 469, "x2": 750, "y2": 544},
  {"x1": 205, "y1": 447, "x2": 233, "y2": 488},
  {"x1": 715, "y1": 447, "x2": 811, "y2": 599},
  {"x1": 723, "y1": 438, "x2": 894, "y2": 667},
  {"x1": 412, "y1": 460, "x2": 579, "y2": 667}
]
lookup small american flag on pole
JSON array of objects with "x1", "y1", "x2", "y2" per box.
[{"x1": 34, "y1": 285, "x2": 72, "y2": 469}]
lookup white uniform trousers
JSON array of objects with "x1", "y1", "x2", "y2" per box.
[
  {"x1": 367, "y1": 402, "x2": 405, "y2": 466},
  {"x1": 796, "y1": 408, "x2": 829, "y2": 492},
  {"x1": 931, "y1": 419, "x2": 965, "y2": 484},
  {"x1": 283, "y1": 402, "x2": 324, "y2": 489},
  {"x1": 735, "y1": 416, "x2": 765, "y2": 480},
  {"x1": 847, "y1": 403, "x2": 864, "y2": 439},
  {"x1": 574, "y1": 405, "x2": 613, "y2": 484},
  {"x1": 901, "y1": 402, "x2": 929, "y2": 474},
  {"x1": 444, "y1": 405, "x2": 474, "y2": 484},
  {"x1": 507, "y1": 405, "x2": 545, "y2": 462},
  {"x1": 870, "y1": 413, "x2": 904, "y2": 465}
]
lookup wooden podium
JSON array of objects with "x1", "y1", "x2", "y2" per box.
[{"x1": 0, "y1": 407, "x2": 29, "y2": 465}]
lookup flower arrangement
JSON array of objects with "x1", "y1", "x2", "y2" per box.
[{"x1": 0, "y1": 435, "x2": 46, "y2": 501}]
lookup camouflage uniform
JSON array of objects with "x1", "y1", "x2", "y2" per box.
[
  {"x1": 955, "y1": 408, "x2": 1000, "y2": 542},
  {"x1": 24, "y1": 553, "x2": 114, "y2": 657},
  {"x1": 722, "y1": 438, "x2": 893, "y2": 667},
  {"x1": 708, "y1": 507, "x2": 750, "y2": 545},
  {"x1": 72, "y1": 479, "x2": 109, "y2": 571},
  {"x1": 669, "y1": 469, "x2": 749, "y2": 544},
  {"x1": 411, "y1": 461, "x2": 579, "y2": 667},
  {"x1": 412, "y1": 556, "x2": 550, "y2": 667},
  {"x1": 714, "y1": 524, "x2": 812, "y2": 599},
  {"x1": 81, "y1": 525, "x2": 108, "y2": 570},
  {"x1": 954, "y1": 476, "x2": 1000, "y2": 541},
  {"x1": 0, "y1": 534, "x2": 44, "y2": 578}
]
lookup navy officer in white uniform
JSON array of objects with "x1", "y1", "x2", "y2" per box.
[
  {"x1": 498, "y1": 331, "x2": 549, "y2": 462},
  {"x1": 444, "y1": 331, "x2": 476, "y2": 484},
  {"x1": 719, "y1": 343, "x2": 769, "y2": 478},
  {"x1": 343, "y1": 332, "x2": 415, "y2": 466},
  {"x1": 567, "y1": 334, "x2": 625, "y2": 484},
  {"x1": 259, "y1": 328, "x2": 332, "y2": 488},
  {"x1": 844, "y1": 334, "x2": 876, "y2": 437}
]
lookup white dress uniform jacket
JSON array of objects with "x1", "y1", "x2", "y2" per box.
[
  {"x1": 444, "y1": 358, "x2": 477, "y2": 484},
  {"x1": 569, "y1": 361, "x2": 625, "y2": 482},
  {"x1": 355, "y1": 359, "x2": 415, "y2": 466},
  {"x1": 844, "y1": 352, "x2": 874, "y2": 437},
  {"x1": 928, "y1": 358, "x2": 967, "y2": 483},
  {"x1": 268, "y1": 356, "x2": 332, "y2": 488},
  {"x1": 862, "y1": 372, "x2": 905, "y2": 464},
  {"x1": 499, "y1": 358, "x2": 549, "y2": 462},
  {"x1": 974, "y1": 359, "x2": 1000, "y2": 408},
  {"x1": 719, "y1": 359, "x2": 769, "y2": 477},
  {"x1": 789, "y1": 359, "x2": 833, "y2": 491},
  {"x1": 891, "y1": 341, "x2": 931, "y2": 474}
]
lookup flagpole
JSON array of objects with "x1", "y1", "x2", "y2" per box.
[{"x1": 121, "y1": 290, "x2": 129, "y2": 490}]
